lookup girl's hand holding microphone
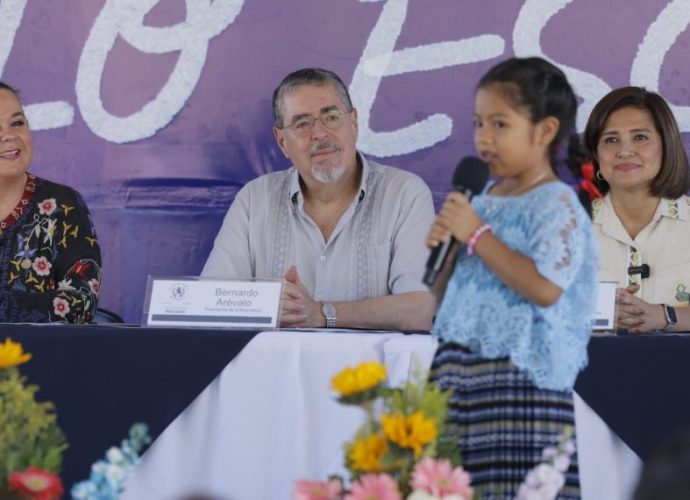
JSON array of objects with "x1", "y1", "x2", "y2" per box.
[{"x1": 426, "y1": 192, "x2": 483, "y2": 248}]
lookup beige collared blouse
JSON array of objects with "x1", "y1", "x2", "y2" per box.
[{"x1": 593, "y1": 193, "x2": 690, "y2": 307}]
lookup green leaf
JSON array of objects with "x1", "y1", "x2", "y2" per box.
[{"x1": 0, "y1": 364, "x2": 67, "y2": 483}]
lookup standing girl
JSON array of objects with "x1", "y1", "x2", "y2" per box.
[{"x1": 426, "y1": 57, "x2": 598, "y2": 498}]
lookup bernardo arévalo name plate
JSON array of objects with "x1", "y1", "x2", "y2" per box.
[{"x1": 144, "y1": 277, "x2": 282, "y2": 328}]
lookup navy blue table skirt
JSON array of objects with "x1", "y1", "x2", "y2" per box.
[
  {"x1": 4, "y1": 325, "x2": 690, "y2": 490},
  {"x1": 5, "y1": 324, "x2": 259, "y2": 490},
  {"x1": 575, "y1": 333, "x2": 690, "y2": 460}
]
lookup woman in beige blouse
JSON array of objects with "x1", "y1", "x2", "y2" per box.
[{"x1": 583, "y1": 87, "x2": 690, "y2": 333}]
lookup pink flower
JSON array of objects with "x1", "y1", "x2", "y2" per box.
[
  {"x1": 411, "y1": 458, "x2": 473, "y2": 499},
  {"x1": 38, "y1": 198, "x2": 57, "y2": 216},
  {"x1": 89, "y1": 278, "x2": 101, "y2": 296},
  {"x1": 292, "y1": 478, "x2": 343, "y2": 500},
  {"x1": 32, "y1": 256, "x2": 52, "y2": 276},
  {"x1": 345, "y1": 474, "x2": 402, "y2": 500},
  {"x1": 8, "y1": 467, "x2": 63, "y2": 500},
  {"x1": 53, "y1": 297, "x2": 70, "y2": 318}
]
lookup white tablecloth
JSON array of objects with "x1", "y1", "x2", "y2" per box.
[{"x1": 122, "y1": 330, "x2": 641, "y2": 499}]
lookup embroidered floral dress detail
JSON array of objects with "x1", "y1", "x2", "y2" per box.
[
  {"x1": 432, "y1": 182, "x2": 599, "y2": 391},
  {"x1": 0, "y1": 174, "x2": 36, "y2": 233},
  {"x1": 0, "y1": 175, "x2": 101, "y2": 322}
]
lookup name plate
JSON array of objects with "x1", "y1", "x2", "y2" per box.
[
  {"x1": 144, "y1": 277, "x2": 282, "y2": 328},
  {"x1": 593, "y1": 281, "x2": 617, "y2": 332}
]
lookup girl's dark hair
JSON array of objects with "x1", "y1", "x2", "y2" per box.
[
  {"x1": 478, "y1": 57, "x2": 592, "y2": 213},
  {"x1": 583, "y1": 86, "x2": 690, "y2": 198}
]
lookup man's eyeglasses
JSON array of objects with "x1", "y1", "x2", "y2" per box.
[{"x1": 279, "y1": 108, "x2": 352, "y2": 137}]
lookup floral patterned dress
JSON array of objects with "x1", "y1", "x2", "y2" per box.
[{"x1": 0, "y1": 174, "x2": 101, "y2": 323}]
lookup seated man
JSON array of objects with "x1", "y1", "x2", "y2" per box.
[{"x1": 202, "y1": 68, "x2": 435, "y2": 330}]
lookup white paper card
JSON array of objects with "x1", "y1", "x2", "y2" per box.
[
  {"x1": 144, "y1": 277, "x2": 282, "y2": 328},
  {"x1": 593, "y1": 281, "x2": 617, "y2": 331}
]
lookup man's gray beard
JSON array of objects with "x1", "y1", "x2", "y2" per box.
[{"x1": 312, "y1": 163, "x2": 346, "y2": 184}]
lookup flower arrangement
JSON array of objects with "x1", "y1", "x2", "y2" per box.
[
  {"x1": 293, "y1": 360, "x2": 473, "y2": 500},
  {"x1": 0, "y1": 337, "x2": 67, "y2": 500},
  {"x1": 294, "y1": 360, "x2": 578, "y2": 500},
  {"x1": 71, "y1": 423, "x2": 151, "y2": 499},
  {"x1": 516, "y1": 427, "x2": 576, "y2": 500}
]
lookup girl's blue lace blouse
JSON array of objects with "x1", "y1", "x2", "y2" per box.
[{"x1": 432, "y1": 181, "x2": 599, "y2": 391}]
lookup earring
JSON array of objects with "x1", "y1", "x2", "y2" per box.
[{"x1": 596, "y1": 170, "x2": 605, "y2": 182}]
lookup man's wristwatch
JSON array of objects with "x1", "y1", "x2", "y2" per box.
[
  {"x1": 662, "y1": 304, "x2": 677, "y2": 331},
  {"x1": 321, "y1": 301, "x2": 337, "y2": 328}
]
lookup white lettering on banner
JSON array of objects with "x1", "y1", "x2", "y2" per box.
[
  {"x1": 0, "y1": 0, "x2": 688, "y2": 147},
  {"x1": 513, "y1": 0, "x2": 611, "y2": 131},
  {"x1": 631, "y1": 0, "x2": 690, "y2": 125},
  {"x1": 75, "y1": 0, "x2": 245, "y2": 143},
  {"x1": 24, "y1": 102, "x2": 75, "y2": 131},
  {"x1": 351, "y1": 0, "x2": 504, "y2": 157},
  {"x1": 0, "y1": 0, "x2": 74, "y2": 130},
  {"x1": 0, "y1": 0, "x2": 28, "y2": 75}
]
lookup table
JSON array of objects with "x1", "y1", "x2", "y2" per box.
[
  {"x1": 575, "y1": 333, "x2": 690, "y2": 459},
  {"x1": 573, "y1": 333, "x2": 690, "y2": 499},
  {"x1": 4, "y1": 324, "x2": 259, "y2": 489},
  {"x1": 122, "y1": 330, "x2": 437, "y2": 499},
  {"x1": 4, "y1": 326, "x2": 690, "y2": 499}
]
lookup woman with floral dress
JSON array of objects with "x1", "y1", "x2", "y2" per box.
[{"x1": 0, "y1": 82, "x2": 101, "y2": 322}]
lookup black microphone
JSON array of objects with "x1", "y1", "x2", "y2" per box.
[
  {"x1": 628, "y1": 264, "x2": 650, "y2": 279},
  {"x1": 423, "y1": 156, "x2": 489, "y2": 286}
]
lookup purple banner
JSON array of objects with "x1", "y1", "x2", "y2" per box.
[{"x1": 3, "y1": 0, "x2": 689, "y2": 321}]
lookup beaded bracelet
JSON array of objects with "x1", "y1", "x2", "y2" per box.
[{"x1": 466, "y1": 224, "x2": 493, "y2": 256}]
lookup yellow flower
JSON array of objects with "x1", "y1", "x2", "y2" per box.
[
  {"x1": 348, "y1": 433, "x2": 390, "y2": 472},
  {"x1": 381, "y1": 411, "x2": 437, "y2": 458},
  {"x1": 331, "y1": 361, "x2": 387, "y2": 397},
  {"x1": 0, "y1": 338, "x2": 32, "y2": 369}
]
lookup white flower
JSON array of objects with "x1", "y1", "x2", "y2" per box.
[
  {"x1": 71, "y1": 481, "x2": 96, "y2": 500},
  {"x1": 541, "y1": 446, "x2": 558, "y2": 461},
  {"x1": 534, "y1": 464, "x2": 563, "y2": 487},
  {"x1": 106, "y1": 446, "x2": 125, "y2": 464},
  {"x1": 516, "y1": 483, "x2": 545, "y2": 500},
  {"x1": 524, "y1": 470, "x2": 541, "y2": 487},
  {"x1": 105, "y1": 463, "x2": 127, "y2": 486},
  {"x1": 553, "y1": 454, "x2": 571, "y2": 472},
  {"x1": 563, "y1": 439, "x2": 576, "y2": 455},
  {"x1": 58, "y1": 278, "x2": 74, "y2": 291},
  {"x1": 540, "y1": 483, "x2": 561, "y2": 498},
  {"x1": 92, "y1": 461, "x2": 107, "y2": 475}
]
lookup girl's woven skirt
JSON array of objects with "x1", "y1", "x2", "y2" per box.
[{"x1": 429, "y1": 341, "x2": 580, "y2": 499}]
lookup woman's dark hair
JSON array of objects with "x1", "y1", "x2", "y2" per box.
[
  {"x1": 0, "y1": 81, "x2": 20, "y2": 98},
  {"x1": 583, "y1": 86, "x2": 690, "y2": 198},
  {"x1": 478, "y1": 57, "x2": 592, "y2": 212}
]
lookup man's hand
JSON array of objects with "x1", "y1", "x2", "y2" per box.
[
  {"x1": 279, "y1": 266, "x2": 325, "y2": 328},
  {"x1": 616, "y1": 284, "x2": 666, "y2": 334}
]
